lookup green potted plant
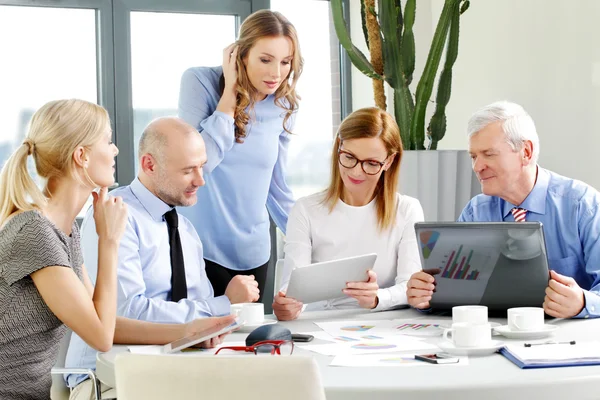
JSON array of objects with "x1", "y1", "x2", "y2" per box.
[
  {"x1": 331, "y1": 0, "x2": 479, "y2": 221},
  {"x1": 331, "y1": 0, "x2": 470, "y2": 150}
]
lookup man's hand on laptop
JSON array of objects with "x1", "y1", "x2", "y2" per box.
[
  {"x1": 543, "y1": 270, "x2": 585, "y2": 318},
  {"x1": 273, "y1": 291, "x2": 303, "y2": 321},
  {"x1": 225, "y1": 275, "x2": 260, "y2": 304},
  {"x1": 407, "y1": 269, "x2": 439, "y2": 309},
  {"x1": 343, "y1": 270, "x2": 379, "y2": 309}
]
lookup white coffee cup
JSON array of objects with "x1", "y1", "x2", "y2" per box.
[
  {"x1": 230, "y1": 303, "x2": 264, "y2": 325},
  {"x1": 452, "y1": 305, "x2": 488, "y2": 324},
  {"x1": 443, "y1": 322, "x2": 492, "y2": 348},
  {"x1": 507, "y1": 307, "x2": 544, "y2": 331}
]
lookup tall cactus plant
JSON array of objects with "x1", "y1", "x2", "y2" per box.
[{"x1": 332, "y1": 0, "x2": 470, "y2": 150}]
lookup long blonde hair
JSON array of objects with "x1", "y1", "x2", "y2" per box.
[
  {"x1": 323, "y1": 107, "x2": 403, "y2": 231},
  {"x1": 231, "y1": 10, "x2": 303, "y2": 143},
  {"x1": 0, "y1": 99, "x2": 110, "y2": 226}
]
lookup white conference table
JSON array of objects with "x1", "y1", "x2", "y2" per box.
[{"x1": 96, "y1": 308, "x2": 600, "y2": 400}]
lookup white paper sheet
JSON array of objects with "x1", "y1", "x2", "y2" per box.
[
  {"x1": 298, "y1": 331, "x2": 337, "y2": 342},
  {"x1": 390, "y1": 319, "x2": 451, "y2": 337},
  {"x1": 314, "y1": 320, "x2": 399, "y2": 339},
  {"x1": 314, "y1": 319, "x2": 452, "y2": 340},
  {"x1": 300, "y1": 335, "x2": 439, "y2": 356},
  {"x1": 330, "y1": 353, "x2": 469, "y2": 367}
]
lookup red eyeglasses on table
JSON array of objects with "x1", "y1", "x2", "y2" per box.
[{"x1": 215, "y1": 340, "x2": 294, "y2": 356}]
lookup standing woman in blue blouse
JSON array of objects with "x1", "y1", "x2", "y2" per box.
[{"x1": 178, "y1": 10, "x2": 303, "y2": 300}]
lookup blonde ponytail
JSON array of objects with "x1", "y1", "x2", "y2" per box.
[
  {"x1": 0, "y1": 99, "x2": 109, "y2": 227},
  {"x1": 0, "y1": 142, "x2": 46, "y2": 226}
]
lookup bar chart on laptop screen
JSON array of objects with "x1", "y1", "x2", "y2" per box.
[
  {"x1": 434, "y1": 244, "x2": 498, "y2": 303},
  {"x1": 439, "y1": 245, "x2": 486, "y2": 281},
  {"x1": 419, "y1": 230, "x2": 502, "y2": 303}
]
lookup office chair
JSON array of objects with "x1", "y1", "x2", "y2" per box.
[{"x1": 115, "y1": 354, "x2": 326, "y2": 400}]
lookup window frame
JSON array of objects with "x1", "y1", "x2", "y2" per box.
[
  {"x1": 0, "y1": 0, "x2": 116, "y2": 149},
  {"x1": 112, "y1": 0, "x2": 253, "y2": 185},
  {"x1": 1, "y1": 0, "x2": 351, "y2": 182}
]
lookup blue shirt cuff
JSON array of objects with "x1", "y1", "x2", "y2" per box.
[
  {"x1": 575, "y1": 290, "x2": 600, "y2": 318},
  {"x1": 212, "y1": 110, "x2": 234, "y2": 124},
  {"x1": 208, "y1": 295, "x2": 231, "y2": 316}
]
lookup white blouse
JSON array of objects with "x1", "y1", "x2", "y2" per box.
[{"x1": 281, "y1": 192, "x2": 424, "y2": 311}]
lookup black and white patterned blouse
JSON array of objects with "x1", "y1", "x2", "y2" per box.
[{"x1": 0, "y1": 210, "x2": 83, "y2": 400}]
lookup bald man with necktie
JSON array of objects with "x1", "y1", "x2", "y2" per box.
[
  {"x1": 407, "y1": 101, "x2": 600, "y2": 319},
  {"x1": 65, "y1": 117, "x2": 259, "y2": 399}
]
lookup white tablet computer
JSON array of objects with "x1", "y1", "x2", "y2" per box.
[
  {"x1": 163, "y1": 319, "x2": 244, "y2": 354},
  {"x1": 285, "y1": 253, "x2": 377, "y2": 303}
]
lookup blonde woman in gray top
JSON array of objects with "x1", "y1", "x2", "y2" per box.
[{"x1": 0, "y1": 99, "x2": 234, "y2": 400}]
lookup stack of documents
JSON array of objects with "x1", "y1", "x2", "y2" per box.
[{"x1": 500, "y1": 341, "x2": 600, "y2": 369}]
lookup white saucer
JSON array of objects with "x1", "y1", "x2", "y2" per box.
[
  {"x1": 438, "y1": 322, "x2": 503, "y2": 336},
  {"x1": 438, "y1": 340, "x2": 505, "y2": 356},
  {"x1": 493, "y1": 324, "x2": 558, "y2": 340},
  {"x1": 502, "y1": 247, "x2": 542, "y2": 261},
  {"x1": 237, "y1": 319, "x2": 278, "y2": 333}
]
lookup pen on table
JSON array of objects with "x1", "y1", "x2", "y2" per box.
[{"x1": 524, "y1": 340, "x2": 576, "y2": 347}]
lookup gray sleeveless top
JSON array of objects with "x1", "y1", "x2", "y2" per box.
[{"x1": 0, "y1": 210, "x2": 83, "y2": 400}]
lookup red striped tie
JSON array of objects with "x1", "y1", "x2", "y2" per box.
[{"x1": 511, "y1": 207, "x2": 527, "y2": 222}]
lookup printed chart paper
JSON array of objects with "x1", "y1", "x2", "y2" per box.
[
  {"x1": 390, "y1": 320, "x2": 451, "y2": 337},
  {"x1": 314, "y1": 320, "x2": 398, "y2": 339},
  {"x1": 300, "y1": 335, "x2": 439, "y2": 356}
]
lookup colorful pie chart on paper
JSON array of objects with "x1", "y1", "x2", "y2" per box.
[
  {"x1": 351, "y1": 343, "x2": 397, "y2": 351},
  {"x1": 419, "y1": 230, "x2": 440, "y2": 259},
  {"x1": 340, "y1": 325, "x2": 375, "y2": 332}
]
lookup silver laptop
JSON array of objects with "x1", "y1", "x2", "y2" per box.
[{"x1": 414, "y1": 222, "x2": 549, "y2": 311}]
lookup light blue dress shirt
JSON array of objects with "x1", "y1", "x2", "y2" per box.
[
  {"x1": 178, "y1": 66, "x2": 295, "y2": 270},
  {"x1": 64, "y1": 178, "x2": 230, "y2": 387},
  {"x1": 459, "y1": 167, "x2": 600, "y2": 318}
]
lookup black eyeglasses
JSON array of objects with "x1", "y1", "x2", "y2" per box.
[{"x1": 338, "y1": 149, "x2": 388, "y2": 175}]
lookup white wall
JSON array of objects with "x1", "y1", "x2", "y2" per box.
[{"x1": 349, "y1": 0, "x2": 600, "y2": 189}]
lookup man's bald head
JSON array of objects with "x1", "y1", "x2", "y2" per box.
[
  {"x1": 139, "y1": 117, "x2": 198, "y2": 163},
  {"x1": 138, "y1": 117, "x2": 207, "y2": 207}
]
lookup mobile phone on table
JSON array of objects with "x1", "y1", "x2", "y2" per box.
[
  {"x1": 415, "y1": 353, "x2": 460, "y2": 364},
  {"x1": 291, "y1": 333, "x2": 314, "y2": 343}
]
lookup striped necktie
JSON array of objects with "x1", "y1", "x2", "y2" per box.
[{"x1": 511, "y1": 207, "x2": 527, "y2": 222}]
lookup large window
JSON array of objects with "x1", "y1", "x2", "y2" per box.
[
  {"x1": 0, "y1": 5, "x2": 99, "y2": 216},
  {"x1": 271, "y1": 0, "x2": 341, "y2": 200},
  {"x1": 130, "y1": 12, "x2": 236, "y2": 169}
]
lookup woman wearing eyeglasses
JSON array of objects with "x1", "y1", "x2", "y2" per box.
[{"x1": 273, "y1": 107, "x2": 424, "y2": 320}]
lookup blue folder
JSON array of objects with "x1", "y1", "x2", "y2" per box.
[{"x1": 500, "y1": 347, "x2": 600, "y2": 369}]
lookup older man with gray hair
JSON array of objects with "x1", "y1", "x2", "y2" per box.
[{"x1": 406, "y1": 101, "x2": 600, "y2": 319}]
